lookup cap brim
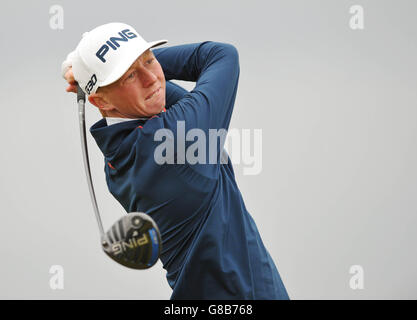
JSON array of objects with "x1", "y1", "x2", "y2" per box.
[
  {"x1": 99, "y1": 39, "x2": 168, "y2": 88},
  {"x1": 148, "y1": 39, "x2": 168, "y2": 49}
]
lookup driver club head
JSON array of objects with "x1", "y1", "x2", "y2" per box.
[{"x1": 101, "y1": 212, "x2": 162, "y2": 269}]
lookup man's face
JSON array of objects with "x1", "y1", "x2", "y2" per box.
[{"x1": 92, "y1": 49, "x2": 166, "y2": 118}]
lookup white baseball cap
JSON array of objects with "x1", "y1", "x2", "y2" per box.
[{"x1": 62, "y1": 22, "x2": 167, "y2": 95}]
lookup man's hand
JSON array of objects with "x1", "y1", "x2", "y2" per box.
[
  {"x1": 62, "y1": 50, "x2": 78, "y2": 93},
  {"x1": 64, "y1": 67, "x2": 78, "y2": 93}
]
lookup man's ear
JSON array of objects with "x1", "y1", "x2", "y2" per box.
[{"x1": 88, "y1": 92, "x2": 115, "y2": 113}]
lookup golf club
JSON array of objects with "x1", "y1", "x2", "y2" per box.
[{"x1": 77, "y1": 84, "x2": 162, "y2": 269}]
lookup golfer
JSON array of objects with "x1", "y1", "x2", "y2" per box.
[{"x1": 62, "y1": 22, "x2": 289, "y2": 300}]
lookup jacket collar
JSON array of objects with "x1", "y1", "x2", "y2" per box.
[
  {"x1": 90, "y1": 107, "x2": 167, "y2": 156},
  {"x1": 90, "y1": 118, "x2": 143, "y2": 156}
]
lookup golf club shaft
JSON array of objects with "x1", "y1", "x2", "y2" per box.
[{"x1": 77, "y1": 85, "x2": 105, "y2": 236}]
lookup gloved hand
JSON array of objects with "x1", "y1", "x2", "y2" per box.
[{"x1": 61, "y1": 50, "x2": 77, "y2": 93}]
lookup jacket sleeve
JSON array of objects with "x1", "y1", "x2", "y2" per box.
[
  {"x1": 152, "y1": 41, "x2": 240, "y2": 133},
  {"x1": 165, "y1": 80, "x2": 188, "y2": 110}
]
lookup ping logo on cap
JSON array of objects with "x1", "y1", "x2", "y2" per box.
[{"x1": 96, "y1": 29, "x2": 138, "y2": 63}]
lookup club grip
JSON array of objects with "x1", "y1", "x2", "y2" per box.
[{"x1": 77, "y1": 84, "x2": 86, "y2": 103}]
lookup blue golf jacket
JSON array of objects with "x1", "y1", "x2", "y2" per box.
[{"x1": 90, "y1": 41, "x2": 289, "y2": 299}]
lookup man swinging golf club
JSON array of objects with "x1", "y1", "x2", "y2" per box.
[{"x1": 62, "y1": 22, "x2": 289, "y2": 300}]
